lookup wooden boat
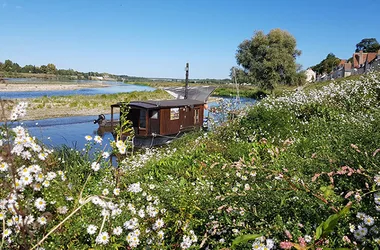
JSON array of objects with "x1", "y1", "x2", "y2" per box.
[{"x1": 107, "y1": 99, "x2": 207, "y2": 147}]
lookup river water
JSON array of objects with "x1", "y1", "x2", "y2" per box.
[{"x1": 1, "y1": 78, "x2": 155, "y2": 99}]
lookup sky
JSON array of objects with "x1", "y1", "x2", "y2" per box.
[{"x1": 1, "y1": 0, "x2": 380, "y2": 79}]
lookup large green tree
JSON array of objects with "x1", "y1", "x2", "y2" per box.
[
  {"x1": 355, "y1": 38, "x2": 380, "y2": 53},
  {"x1": 235, "y1": 29, "x2": 303, "y2": 91},
  {"x1": 311, "y1": 53, "x2": 341, "y2": 75}
]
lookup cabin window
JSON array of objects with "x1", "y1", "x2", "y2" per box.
[
  {"x1": 139, "y1": 110, "x2": 146, "y2": 128},
  {"x1": 151, "y1": 110, "x2": 158, "y2": 119},
  {"x1": 170, "y1": 108, "x2": 179, "y2": 120},
  {"x1": 194, "y1": 109, "x2": 200, "y2": 124}
]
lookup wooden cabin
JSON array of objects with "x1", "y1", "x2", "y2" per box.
[{"x1": 110, "y1": 99, "x2": 206, "y2": 146}]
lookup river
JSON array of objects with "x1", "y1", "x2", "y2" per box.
[{"x1": 1, "y1": 78, "x2": 155, "y2": 99}]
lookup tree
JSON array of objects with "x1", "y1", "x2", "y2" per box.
[
  {"x1": 40, "y1": 65, "x2": 48, "y2": 74},
  {"x1": 235, "y1": 29, "x2": 303, "y2": 91},
  {"x1": 355, "y1": 38, "x2": 380, "y2": 53},
  {"x1": 47, "y1": 63, "x2": 57, "y2": 74},
  {"x1": 3, "y1": 59, "x2": 13, "y2": 72},
  {"x1": 311, "y1": 53, "x2": 341, "y2": 75}
]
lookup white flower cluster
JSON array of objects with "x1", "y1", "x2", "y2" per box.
[
  {"x1": 251, "y1": 237, "x2": 275, "y2": 250},
  {"x1": 9, "y1": 102, "x2": 28, "y2": 121},
  {"x1": 180, "y1": 230, "x2": 198, "y2": 249}
]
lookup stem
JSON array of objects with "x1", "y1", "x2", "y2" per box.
[
  {"x1": 98, "y1": 214, "x2": 108, "y2": 235},
  {"x1": 78, "y1": 173, "x2": 91, "y2": 203},
  {"x1": 0, "y1": 218, "x2": 5, "y2": 249},
  {"x1": 30, "y1": 196, "x2": 95, "y2": 250}
]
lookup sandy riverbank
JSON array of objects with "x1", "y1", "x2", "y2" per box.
[{"x1": 0, "y1": 82, "x2": 109, "y2": 92}]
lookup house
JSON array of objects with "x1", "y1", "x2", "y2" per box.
[
  {"x1": 305, "y1": 68, "x2": 316, "y2": 82},
  {"x1": 353, "y1": 50, "x2": 379, "y2": 69}
]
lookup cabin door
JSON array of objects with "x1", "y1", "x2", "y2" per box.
[
  {"x1": 149, "y1": 110, "x2": 160, "y2": 135},
  {"x1": 180, "y1": 107, "x2": 193, "y2": 129}
]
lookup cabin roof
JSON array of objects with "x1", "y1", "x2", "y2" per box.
[{"x1": 111, "y1": 99, "x2": 205, "y2": 109}]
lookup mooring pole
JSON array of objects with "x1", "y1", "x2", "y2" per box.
[{"x1": 184, "y1": 63, "x2": 189, "y2": 99}]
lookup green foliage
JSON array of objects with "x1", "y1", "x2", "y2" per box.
[
  {"x1": 235, "y1": 29, "x2": 303, "y2": 91},
  {"x1": 355, "y1": 38, "x2": 380, "y2": 53},
  {"x1": 311, "y1": 53, "x2": 341, "y2": 75}
]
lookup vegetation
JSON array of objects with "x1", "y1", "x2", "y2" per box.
[
  {"x1": 0, "y1": 89, "x2": 171, "y2": 121},
  {"x1": 0, "y1": 72, "x2": 380, "y2": 249},
  {"x1": 355, "y1": 38, "x2": 380, "y2": 53},
  {"x1": 0, "y1": 59, "x2": 119, "y2": 80},
  {"x1": 310, "y1": 53, "x2": 341, "y2": 75},
  {"x1": 234, "y1": 29, "x2": 305, "y2": 91}
]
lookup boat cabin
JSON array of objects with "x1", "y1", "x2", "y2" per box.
[{"x1": 110, "y1": 99, "x2": 206, "y2": 138}]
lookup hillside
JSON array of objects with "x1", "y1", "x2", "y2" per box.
[{"x1": 1, "y1": 72, "x2": 380, "y2": 249}]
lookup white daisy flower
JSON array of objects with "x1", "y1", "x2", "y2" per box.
[
  {"x1": 113, "y1": 188, "x2": 120, "y2": 196},
  {"x1": 113, "y1": 226, "x2": 123, "y2": 236},
  {"x1": 34, "y1": 198, "x2": 46, "y2": 211},
  {"x1": 85, "y1": 135, "x2": 92, "y2": 141},
  {"x1": 87, "y1": 224, "x2": 97, "y2": 235},
  {"x1": 95, "y1": 232, "x2": 109, "y2": 245},
  {"x1": 91, "y1": 162, "x2": 100, "y2": 171},
  {"x1": 37, "y1": 216, "x2": 47, "y2": 225},
  {"x1": 94, "y1": 136, "x2": 102, "y2": 144}
]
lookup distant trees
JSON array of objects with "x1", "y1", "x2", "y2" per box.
[
  {"x1": 355, "y1": 38, "x2": 380, "y2": 53},
  {"x1": 311, "y1": 53, "x2": 341, "y2": 75},
  {"x1": 0, "y1": 59, "x2": 116, "y2": 80},
  {"x1": 234, "y1": 29, "x2": 305, "y2": 91}
]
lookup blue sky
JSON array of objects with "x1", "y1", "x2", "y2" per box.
[{"x1": 1, "y1": 0, "x2": 380, "y2": 79}]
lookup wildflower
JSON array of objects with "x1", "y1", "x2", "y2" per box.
[
  {"x1": 46, "y1": 172, "x2": 57, "y2": 180},
  {"x1": 96, "y1": 232, "x2": 109, "y2": 245},
  {"x1": 153, "y1": 218, "x2": 164, "y2": 230},
  {"x1": 2, "y1": 228, "x2": 11, "y2": 238},
  {"x1": 42, "y1": 180, "x2": 50, "y2": 187},
  {"x1": 34, "y1": 198, "x2": 46, "y2": 211},
  {"x1": 280, "y1": 241, "x2": 293, "y2": 249},
  {"x1": 38, "y1": 152, "x2": 48, "y2": 161},
  {"x1": 21, "y1": 175, "x2": 33, "y2": 186},
  {"x1": 111, "y1": 187, "x2": 120, "y2": 196},
  {"x1": 113, "y1": 226, "x2": 123, "y2": 236},
  {"x1": 91, "y1": 162, "x2": 100, "y2": 171},
  {"x1": 356, "y1": 212, "x2": 366, "y2": 220},
  {"x1": 37, "y1": 216, "x2": 47, "y2": 225},
  {"x1": 87, "y1": 224, "x2": 97, "y2": 235},
  {"x1": 364, "y1": 215, "x2": 375, "y2": 226},
  {"x1": 102, "y1": 189, "x2": 109, "y2": 196},
  {"x1": 128, "y1": 183, "x2": 142, "y2": 193},
  {"x1": 138, "y1": 209, "x2": 145, "y2": 218},
  {"x1": 85, "y1": 135, "x2": 92, "y2": 141},
  {"x1": 157, "y1": 230, "x2": 164, "y2": 239},
  {"x1": 0, "y1": 162, "x2": 9, "y2": 172},
  {"x1": 94, "y1": 135, "x2": 102, "y2": 144},
  {"x1": 57, "y1": 206, "x2": 68, "y2": 214},
  {"x1": 374, "y1": 175, "x2": 380, "y2": 185},
  {"x1": 102, "y1": 152, "x2": 110, "y2": 159},
  {"x1": 304, "y1": 235, "x2": 312, "y2": 243},
  {"x1": 0, "y1": 211, "x2": 6, "y2": 220},
  {"x1": 349, "y1": 224, "x2": 355, "y2": 232}
]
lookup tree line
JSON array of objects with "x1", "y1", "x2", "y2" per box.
[{"x1": 0, "y1": 59, "x2": 115, "y2": 79}]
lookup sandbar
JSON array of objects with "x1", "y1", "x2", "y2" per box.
[{"x1": 0, "y1": 82, "x2": 109, "y2": 92}]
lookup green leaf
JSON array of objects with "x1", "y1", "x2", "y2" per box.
[{"x1": 231, "y1": 234, "x2": 262, "y2": 249}]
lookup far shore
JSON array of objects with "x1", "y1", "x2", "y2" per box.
[{"x1": 0, "y1": 82, "x2": 110, "y2": 92}]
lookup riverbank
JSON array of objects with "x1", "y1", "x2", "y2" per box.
[
  {"x1": 0, "y1": 89, "x2": 172, "y2": 121},
  {"x1": 0, "y1": 82, "x2": 109, "y2": 92}
]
